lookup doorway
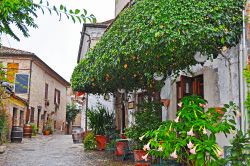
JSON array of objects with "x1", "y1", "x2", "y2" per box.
[{"x1": 37, "y1": 108, "x2": 41, "y2": 132}]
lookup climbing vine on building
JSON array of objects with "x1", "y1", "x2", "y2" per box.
[{"x1": 71, "y1": 0, "x2": 245, "y2": 94}]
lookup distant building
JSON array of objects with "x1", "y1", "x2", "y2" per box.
[{"x1": 0, "y1": 46, "x2": 70, "y2": 133}]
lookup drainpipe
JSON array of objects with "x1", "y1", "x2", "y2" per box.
[
  {"x1": 85, "y1": 93, "x2": 88, "y2": 132},
  {"x1": 239, "y1": 7, "x2": 248, "y2": 133},
  {"x1": 83, "y1": 31, "x2": 91, "y2": 132},
  {"x1": 26, "y1": 59, "x2": 33, "y2": 124}
]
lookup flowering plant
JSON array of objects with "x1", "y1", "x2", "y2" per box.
[{"x1": 142, "y1": 96, "x2": 238, "y2": 165}]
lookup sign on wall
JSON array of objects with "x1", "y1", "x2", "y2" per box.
[{"x1": 15, "y1": 74, "x2": 29, "y2": 94}]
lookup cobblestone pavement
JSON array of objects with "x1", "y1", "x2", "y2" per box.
[{"x1": 0, "y1": 134, "x2": 133, "y2": 166}]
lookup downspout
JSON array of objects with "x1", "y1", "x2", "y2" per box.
[
  {"x1": 26, "y1": 58, "x2": 33, "y2": 124},
  {"x1": 85, "y1": 93, "x2": 88, "y2": 132},
  {"x1": 83, "y1": 31, "x2": 91, "y2": 132},
  {"x1": 239, "y1": 7, "x2": 248, "y2": 133}
]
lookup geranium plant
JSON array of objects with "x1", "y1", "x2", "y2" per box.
[{"x1": 142, "y1": 96, "x2": 239, "y2": 166}]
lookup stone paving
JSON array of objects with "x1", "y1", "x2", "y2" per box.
[{"x1": 0, "y1": 134, "x2": 133, "y2": 166}]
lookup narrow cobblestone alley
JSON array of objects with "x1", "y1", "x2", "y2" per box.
[{"x1": 0, "y1": 134, "x2": 121, "y2": 166}]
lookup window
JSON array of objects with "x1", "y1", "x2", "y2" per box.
[
  {"x1": 7, "y1": 63, "x2": 19, "y2": 83},
  {"x1": 177, "y1": 75, "x2": 204, "y2": 108},
  {"x1": 54, "y1": 89, "x2": 60, "y2": 105},
  {"x1": 45, "y1": 83, "x2": 48, "y2": 100},
  {"x1": 30, "y1": 107, "x2": 35, "y2": 123},
  {"x1": 15, "y1": 74, "x2": 29, "y2": 94}
]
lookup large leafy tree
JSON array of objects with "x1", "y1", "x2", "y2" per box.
[{"x1": 0, "y1": 0, "x2": 95, "y2": 41}]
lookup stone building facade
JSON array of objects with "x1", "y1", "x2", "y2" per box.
[{"x1": 0, "y1": 47, "x2": 70, "y2": 133}]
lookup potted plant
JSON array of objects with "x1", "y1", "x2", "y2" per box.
[
  {"x1": 87, "y1": 105, "x2": 114, "y2": 150},
  {"x1": 125, "y1": 101, "x2": 162, "y2": 165},
  {"x1": 43, "y1": 119, "x2": 53, "y2": 135},
  {"x1": 83, "y1": 131, "x2": 97, "y2": 150},
  {"x1": 30, "y1": 123, "x2": 38, "y2": 136}
]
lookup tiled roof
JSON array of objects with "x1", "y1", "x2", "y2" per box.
[
  {"x1": 0, "y1": 46, "x2": 70, "y2": 87},
  {"x1": 100, "y1": 19, "x2": 114, "y2": 25},
  {"x1": 0, "y1": 46, "x2": 34, "y2": 55}
]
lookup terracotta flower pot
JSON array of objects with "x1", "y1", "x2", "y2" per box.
[
  {"x1": 43, "y1": 130, "x2": 50, "y2": 135},
  {"x1": 134, "y1": 150, "x2": 150, "y2": 166},
  {"x1": 115, "y1": 141, "x2": 127, "y2": 156},
  {"x1": 95, "y1": 135, "x2": 107, "y2": 150},
  {"x1": 120, "y1": 133, "x2": 127, "y2": 139}
]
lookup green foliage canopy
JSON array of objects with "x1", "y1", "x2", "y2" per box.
[{"x1": 71, "y1": 0, "x2": 245, "y2": 94}]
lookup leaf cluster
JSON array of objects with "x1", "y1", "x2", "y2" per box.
[
  {"x1": 0, "y1": 0, "x2": 95, "y2": 42},
  {"x1": 225, "y1": 130, "x2": 250, "y2": 166}
]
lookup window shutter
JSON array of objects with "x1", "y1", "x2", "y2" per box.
[
  {"x1": 54, "y1": 89, "x2": 56, "y2": 104},
  {"x1": 45, "y1": 83, "x2": 48, "y2": 99},
  {"x1": 58, "y1": 91, "x2": 60, "y2": 104}
]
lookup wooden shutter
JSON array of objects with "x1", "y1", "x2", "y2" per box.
[
  {"x1": 7, "y1": 63, "x2": 19, "y2": 83},
  {"x1": 58, "y1": 90, "x2": 60, "y2": 104},
  {"x1": 54, "y1": 89, "x2": 56, "y2": 104},
  {"x1": 45, "y1": 83, "x2": 48, "y2": 99}
]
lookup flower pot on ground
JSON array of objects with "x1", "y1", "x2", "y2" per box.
[
  {"x1": 87, "y1": 105, "x2": 115, "y2": 151},
  {"x1": 134, "y1": 150, "x2": 150, "y2": 166},
  {"x1": 43, "y1": 119, "x2": 53, "y2": 135},
  {"x1": 115, "y1": 141, "x2": 126, "y2": 156},
  {"x1": 43, "y1": 130, "x2": 50, "y2": 135},
  {"x1": 95, "y1": 135, "x2": 107, "y2": 150}
]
